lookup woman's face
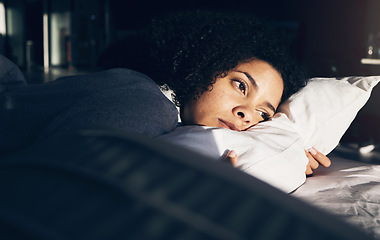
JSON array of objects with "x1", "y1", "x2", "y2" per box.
[{"x1": 181, "y1": 59, "x2": 284, "y2": 131}]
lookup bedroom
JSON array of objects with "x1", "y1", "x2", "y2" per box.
[{"x1": 1, "y1": 0, "x2": 380, "y2": 239}]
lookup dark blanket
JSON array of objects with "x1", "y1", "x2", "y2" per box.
[
  {"x1": 0, "y1": 128, "x2": 373, "y2": 240},
  {"x1": 0, "y1": 60, "x2": 178, "y2": 156}
]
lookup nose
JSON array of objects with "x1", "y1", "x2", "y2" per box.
[{"x1": 232, "y1": 106, "x2": 257, "y2": 128}]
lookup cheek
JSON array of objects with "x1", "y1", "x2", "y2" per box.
[
  {"x1": 193, "y1": 94, "x2": 215, "y2": 116},
  {"x1": 193, "y1": 91, "x2": 228, "y2": 117}
]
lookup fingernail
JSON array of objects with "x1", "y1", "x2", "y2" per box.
[
  {"x1": 228, "y1": 150, "x2": 237, "y2": 158},
  {"x1": 306, "y1": 147, "x2": 317, "y2": 155}
]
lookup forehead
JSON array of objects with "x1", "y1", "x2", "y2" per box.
[{"x1": 233, "y1": 60, "x2": 282, "y2": 80}]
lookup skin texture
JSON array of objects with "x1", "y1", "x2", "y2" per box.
[{"x1": 181, "y1": 60, "x2": 284, "y2": 131}]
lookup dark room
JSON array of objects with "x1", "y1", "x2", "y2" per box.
[{"x1": 1, "y1": 0, "x2": 380, "y2": 239}]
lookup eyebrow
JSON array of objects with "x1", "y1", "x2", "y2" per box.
[
  {"x1": 236, "y1": 70, "x2": 257, "y2": 88},
  {"x1": 236, "y1": 70, "x2": 276, "y2": 114}
]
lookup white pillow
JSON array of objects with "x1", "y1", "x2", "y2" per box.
[
  {"x1": 280, "y1": 76, "x2": 380, "y2": 155},
  {"x1": 159, "y1": 117, "x2": 308, "y2": 193},
  {"x1": 158, "y1": 76, "x2": 380, "y2": 193}
]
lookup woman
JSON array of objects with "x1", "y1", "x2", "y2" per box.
[{"x1": 101, "y1": 10, "x2": 330, "y2": 174}]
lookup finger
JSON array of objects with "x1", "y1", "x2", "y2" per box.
[
  {"x1": 306, "y1": 147, "x2": 331, "y2": 167},
  {"x1": 227, "y1": 150, "x2": 238, "y2": 166},
  {"x1": 305, "y1": 162, "x2": 313, "y2": 176},
  {"x1": 304, "y1": 150, "x2": 319, "y2": 169}
]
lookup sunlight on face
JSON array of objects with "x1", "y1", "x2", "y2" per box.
[{"x1": 181, "y1": 59, "x2": 284, "y2": 131}]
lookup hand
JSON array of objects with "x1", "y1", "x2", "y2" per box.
[{"x1": 304, "y1": 147, "x2": 331, "y2": 176}]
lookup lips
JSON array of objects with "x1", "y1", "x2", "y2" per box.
[{"x1": 218, "y1": 119, "x2": 240, "y2": 131}]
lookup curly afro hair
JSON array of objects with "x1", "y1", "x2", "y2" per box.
[{"x1": 98, "y1": 10, "x2": 306, "y2": 107}]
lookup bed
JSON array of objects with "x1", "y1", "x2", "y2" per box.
[
  {"x1": 293, "y1": 144, "x2": 380, "y2": 239},
  {"x1": 157, "y1": 75, "x2": 380, "y2": 239},
  {"x1": 1, "y1": 73, "x2": 380, "y2": 239},
  {"x1": 160, "y1": 75, "x2": 380, "y2": 192}
]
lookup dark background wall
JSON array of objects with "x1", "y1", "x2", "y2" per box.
[
  {"x1": 107, "y1": 0, "x2": 375, "y2": 77},
  {"x1": 3, "y1": 0, "x2": 378, "y2": 77}
]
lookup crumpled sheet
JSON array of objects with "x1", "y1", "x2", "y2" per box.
[{"x1": 293, "y1": 156, "x2": 380, "y2": 239}]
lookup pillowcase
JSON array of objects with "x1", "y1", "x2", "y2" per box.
[
  {"x1": 279, "y1": 76, "x2": 380, "y2": 155},
  {"x1": 159, "y1": 76, "x2": 380, "y2": 193},
  {"x1": 159, "y1": 117, "x2": 308, "y2": 193}
]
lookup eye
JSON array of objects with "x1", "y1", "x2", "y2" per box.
[
  {"x1": 233, "y1": 80, "x2": 247, "y2": 95},
  {"x1": 258, "y1": 110, "x2": 271, "y2": 121}
]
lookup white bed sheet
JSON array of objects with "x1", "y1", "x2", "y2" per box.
[{"x1": 293, "y1": 153, "x2": 380, "y2": 239}]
